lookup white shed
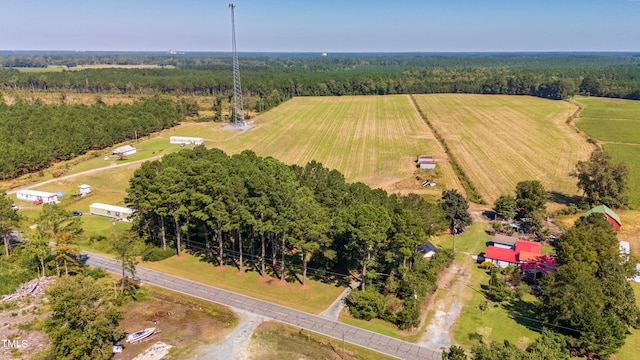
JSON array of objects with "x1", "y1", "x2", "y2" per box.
[
  {"x1": 16, "y1": 190, "x2": 59, "y2": 204},
  {"x1": 417, "y1": 160, "x2": 436, "y2": 169},
  {"x1": 170, "y1": 136, "x2": 204, "y2": 145},
  {"x1": 89, "y1": 203, "x2": 134, "y2": 222},
  {"x1": 78, "y1": 184, "x2": 92, "y2": 197},
  {"x1": 112, "y1": 145, "x2": 137, "y2": 157}
]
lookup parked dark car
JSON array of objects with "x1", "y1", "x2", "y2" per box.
[{"x1": 72, "y1": 210, "x2": 83, "y2": 216}]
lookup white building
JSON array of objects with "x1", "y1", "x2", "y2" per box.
[
  {"x1": 112, "y1": 145, "x2": 137, "y2": 157},
  {"x1": 16, "y1": 190, "x2": 59, "y2": 204},
  {"x1": 78, "y1": 184, "x2": 92, "y2": 197},
  {"x1": 170, "y1": 136, "x2": 204, "y2": 145},
  {"x1": 89, "y1": 203, "x2": 134, "y2": 222}
]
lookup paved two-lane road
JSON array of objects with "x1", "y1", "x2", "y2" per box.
[{"x1": 82, "y1": 252, "x2": 441, "y2": 360}]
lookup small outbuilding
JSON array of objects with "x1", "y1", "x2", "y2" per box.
[
  {"x1": 16, "y1": 190, "x2": 59, "y2": 204},
  {"x1": 492, "y1": 234, "x2": 519, "y2": 250},
  {"x1": 170, "y1": 136, "x2": 204, "y2": 145},
  {"x1": 416, "y1": 155, "x2": 436, "y2": 169},
  {"x1": 416, "y1": 242, "x2": 438, "y2": 259},
  {"x1": 78, "y1": 184, "x2": 92, "y2": 197},
  {"x1": 584, "y1": 204, "x2": 622, "y2": 231},
  {"x1": 89, "y1": 203, "x2": 134, "y2": 222},
  {"x1": 112, "y1": 145, "x2": 137, "y2": 157}
]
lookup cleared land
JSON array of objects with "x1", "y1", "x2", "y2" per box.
[
  {"x1": 115, "y1": 286, "x2": 238, "y2": 360},
  {"x1": 216, "y1": 95, "x2": 459, "y2": 196},
  {"x1": 412, "y1": 94, "x2": 592, "y2": 204}
]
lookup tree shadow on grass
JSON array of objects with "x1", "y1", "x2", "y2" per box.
[
  {"x1": 548, "y1": 191, "x2": 582, "y2": 207},
  {"x1": 502, "y1": 297, "x2": 543, "y2": 333}
]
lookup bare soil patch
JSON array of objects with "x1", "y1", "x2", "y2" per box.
[
  {"x1": 113, "y1": 288, "x2": 237, "y2": 360},
  {"x1": 0, "y1": 277, "x2": 55, "y2": 360}
]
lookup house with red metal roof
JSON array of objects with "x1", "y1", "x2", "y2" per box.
[{"x1": 482, "y1": 238, "x2": 555, "y2": 272}]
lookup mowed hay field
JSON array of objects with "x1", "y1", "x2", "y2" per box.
[
  {"x1": 214, "y1": 95, "x2": 463, "y2": 196},
  {"x1": 412, "y1": 94, "x2": 593, "y2": 203}
]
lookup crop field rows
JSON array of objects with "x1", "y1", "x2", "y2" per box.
[
  {"x1": 12, "y1": 94, "x2": 598, "y2": 210},
  {"x1": 412, "y1": 94, "x2": 593, "y2": 203},
  {"x1": 212, "y1": 95, "x2": 456, "y2": 196}
]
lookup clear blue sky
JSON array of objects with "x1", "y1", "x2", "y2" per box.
[{"x1": 1, "y1": 0, "x2": 639, "y2": 52}]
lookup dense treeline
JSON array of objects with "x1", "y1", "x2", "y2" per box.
[
  {"x1": 0, "y1": 96, "x2": 180, "y2": 179},
  {"x1": 126, "y1": 146, "x2": 450, "y2": 328},
  {"x1": 2, "y1": 53, "x2": 640, "y2": 104}
]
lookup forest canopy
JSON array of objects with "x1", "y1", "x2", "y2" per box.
[
  {"x1": 2, "y1": 52, "x2": 640, "y2": 102},
  {"x1": 0, "y1": 96, "x2": 180, "y2": 179}
]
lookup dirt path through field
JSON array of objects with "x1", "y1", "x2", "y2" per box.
[
  {"x1": 192, "y1": 309, "x2": 264, "y2": 360},
  {"x1": 418, "y1": 254, "x2": 473, "y2": 352},
  {"x1": 5, "y1": 157, "x2": 161, "y2": 195}
]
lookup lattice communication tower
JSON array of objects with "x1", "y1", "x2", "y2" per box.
[{"x1": 229, "y1": 2, "x2": 245, "y2": 127}]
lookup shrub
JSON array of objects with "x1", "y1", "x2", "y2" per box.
[
  {"x1": 479, "y1": 261, "x2": 494, "y2": 270},
  {"x1": 142, "y1": 246, "x2": 175, "y2": 262},
  {"x1": 395, "y1": 298, "x2": 421, "y2": 329},
  {"x1": 346, "y1": 288, "x2": 385, "y2": 321}
]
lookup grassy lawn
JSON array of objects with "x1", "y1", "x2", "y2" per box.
[
  {"x1": 573, "y1": 96, "x2": 640, "y2": 144},
  {"x1": 140, "y1": 253, "x2": 344, "y2": 314},
  {"x1": 451, "y1": 264, "x2": 540, "y2": 350},
  {"x1": 617, "y1": 282, "x2": 640, "y2": 360},
  {"x1": 248, "y1": 321, "x2": 397, "y2": 360},
  {"x1": 338, "y1": 307, "x2": 430, "y2": 343},
  {"x1": 432, "y1": 222, "x2": 492, "y2": 255},
  {"x1": 413, "y1": 94, "x2": 592, "y2": 205}
]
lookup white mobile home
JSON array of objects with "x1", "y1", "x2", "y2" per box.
[
  {"x1": 89, "y1": 203, "x2": 134, "y2": 222},
  {"x1": 170, "y1": 136, "x2": 204, "y2": 145},
  {"x1": 16, "y1": 190, "x2": 59, "y2": 204}
]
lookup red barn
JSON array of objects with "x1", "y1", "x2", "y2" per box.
[{"x1": 584, "y1": 205, "x2": 622, "y2": 231}]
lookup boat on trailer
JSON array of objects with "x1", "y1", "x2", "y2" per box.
[{"x1": 126, "y1": 327, "x2": 156, "y2": 343}]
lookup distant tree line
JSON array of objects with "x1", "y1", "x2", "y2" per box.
[
  {"x1": 2, "y1": 53, "x2": 640, "y2": 105},
  {"x1": 0, "y1": 96, "x2": 181, "y2": 179},
  {"x1": 126, "y1": 147, "x2": 451, "y2": 329}
]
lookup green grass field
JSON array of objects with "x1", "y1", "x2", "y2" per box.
[
  {"x1": 604, "y1": 144, "x2": 640, "y2": 209},
  {"x1": 413, "y1": 94, "x2": 593, "y2": 204},
  {"x1": 617, "y1": 282, "x2": 640, "y2": 360},
  {"x1": 573, "y1": 96, "x2": 640, "y2": 123},
  {"x1": 571, "y1": 96, "x2": 640, "y2": 209}
]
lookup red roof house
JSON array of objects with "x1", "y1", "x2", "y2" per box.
[
  {"x1": 484, "y1": 246, "x2": 518, "y2": 268},
  {"x1": 483, "y1": 239, "x2": 555, "y2": 272},
  {"x1": 515, "y1": 240, "x2": 541, "y2": 254}
]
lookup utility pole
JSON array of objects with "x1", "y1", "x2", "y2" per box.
[{"x1": 229, "y1": 2, "x2": 245, "y2": 128}]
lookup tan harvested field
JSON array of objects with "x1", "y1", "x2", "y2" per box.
[
  {"x1": 5, "y1": 94, "x2": 595, "y2": 205},
  {"x1": 412, "y1": 94, "x2": 594, "y2": 204},
  {"x1": 212, "y1": 95, "x2": 462, "y2": 197}
]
